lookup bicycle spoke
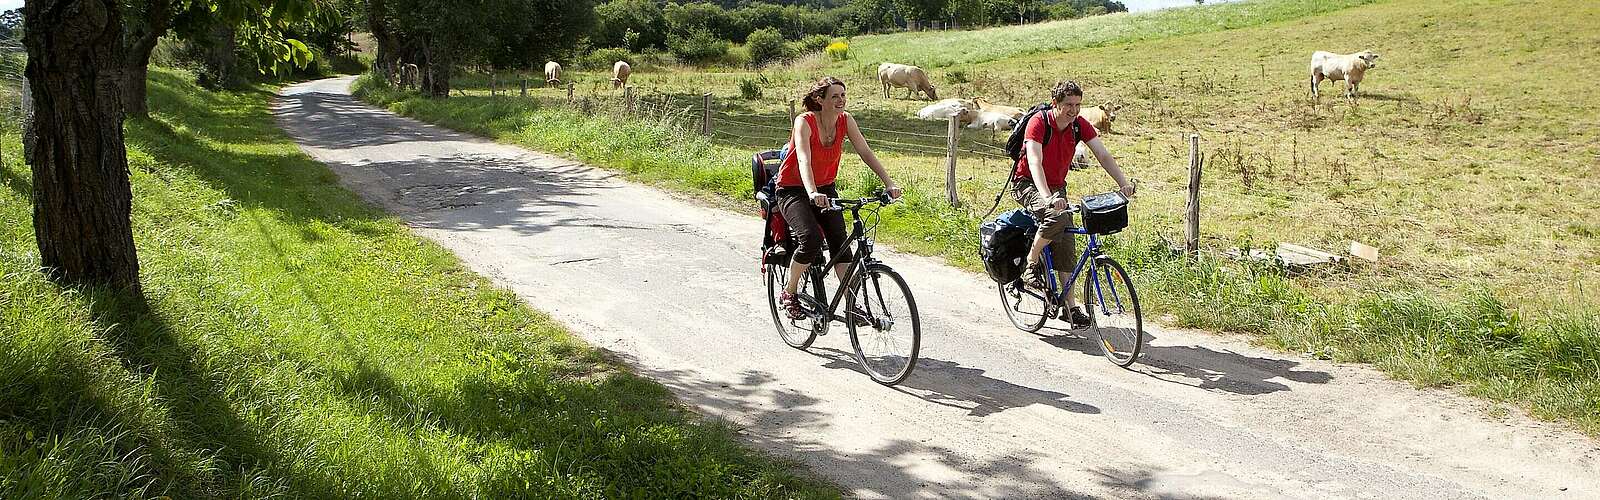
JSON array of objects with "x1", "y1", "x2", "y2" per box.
[{"x1": 848, "y1": 265, "x2": 920, "y2": 385}]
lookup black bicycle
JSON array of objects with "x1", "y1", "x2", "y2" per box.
[
  {"x1": 759, "y1": 191, "x2": 921, "y2": 385},
  {"x1": 997, "y1": 203, "x2": 1145, "y2": 367}
]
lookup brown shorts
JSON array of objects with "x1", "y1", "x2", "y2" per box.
[{"x1": 1012, "y1": 181, "x2": 1077, "y2": 271}]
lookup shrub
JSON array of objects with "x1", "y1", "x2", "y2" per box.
[
  {"x1": 796, "y1": 34, "x2": 832, "y2": 53},
  {"x1": 580, "y1": 47, "x2": 635, "y2": 71},
  {"x1": 745, "y1": 27, "x2": 788, "y2": 67},
  {"x1": 825, "y1": 40, "x2": 850, "y2": 61},
  {"x1": 623, "y1": 29, "x2": 643, "y2": 52},
  {"x1": 667, "y1": 28, "x2": 731, "y2": 65},
  {"x1": 738, "y1": 78, "x2": 762, "y2": 100}
]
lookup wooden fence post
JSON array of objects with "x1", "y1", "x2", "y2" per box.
[
  {"x1": 945, "y1": 115, "x2": 960, "y2": 207},
  {"x1": 521, "y1": 77, "x2": 528, "y2": 97},
  {"x1": 625, "y1": 85, "x2": 635, "y2": 113},
  {"x1": 567, "y1": 82, "x2": 574, "y2": 104},
  {"x1": 1185, "y1": 134, "x2": 1203, "y2": 258},
  {"x1": 788, "y1": 99, "x2": 796, "y2": 122},
  {"x1": 490, "y1": 73, "x2": 497, "y2": 96},
  {"x1": 702, "y1": 93, "x2": 712, "y2": 136}
]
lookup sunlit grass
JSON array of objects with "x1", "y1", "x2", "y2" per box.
[{"x1": 0, "y1": 68, "x2": 836, "y2": 498}]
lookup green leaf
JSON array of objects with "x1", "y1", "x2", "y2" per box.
[{"x1": 287, "y1": 38, "x2": 312, "y2": 68}]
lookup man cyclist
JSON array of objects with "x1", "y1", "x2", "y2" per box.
[{"x1": 1013, "y1": 80, "x2": 1136, "y2": 327}]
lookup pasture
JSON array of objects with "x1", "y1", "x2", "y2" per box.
[
  {"x1": 455, "y1": 0, "x2": 1600, "y2": 312},
  {"x1": 362, "y1": 0, "x2": 1600, "y2": 430}
]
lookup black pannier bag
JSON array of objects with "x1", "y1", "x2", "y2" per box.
[
  {"x1": 1080, "y1": 191, "x2": 1129, "y2": 235},
  {"x1": 979, "y1": 209, "x2": 1038, "y2": 284}
]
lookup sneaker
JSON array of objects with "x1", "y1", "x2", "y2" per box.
[
  {"x1": 780, "y1": 292, "x2": 806, "y2": 320},
  {"x1": 1063, "y1": 306, "x2": 1091, "y2": 328}
]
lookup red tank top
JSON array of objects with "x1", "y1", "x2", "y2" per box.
[{"x1": 778, "y1": 112, "x2": 847, "y2": 188}]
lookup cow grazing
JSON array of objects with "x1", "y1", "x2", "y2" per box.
[
  {"x1": 611, "y1": 60, "x2": 631, "y2": 89},
  {"x1": 398, "y1": 63, "x2": 420, "y2": 89},
  {"x1": 973, "y1": 98, "x2": 1025, "y2": 121},
  {"x1": 878, "y1": 63, "x2": 938, "y2": 100},
  {"x1": 1078, "y1": 102, "x2": 1121, "y2": 134},
  {"x1": 1310, "y1": 50, "x2": 1379, "y2": 100},
  {"x1": 544, "y1": 61, "x2": 562, "y2": 87}
]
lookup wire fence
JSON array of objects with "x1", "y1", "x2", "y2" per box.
[
  {"x1": 1, "y1": 35, "x2": 26, "y2": 175},
  {"x1": 460, "y1": 78, "x2": 1430, "y2": 277},
  {"x1": 1, "y1": 35, "x2": 26, "y2": 130},
  {"x1": 535, "y1": 84, "x2": 1020, "y2": 210}
]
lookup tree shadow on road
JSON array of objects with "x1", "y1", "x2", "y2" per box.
[
  {"x1": 806, "y1": 346, "x2": 1100, "y2": 417},
  {"x1": 1035, "y1": 328, "x2": 1333, "y2": 396},
  {"x1": 620, "y1": 351, "x2": 1110, "y2": 499}
]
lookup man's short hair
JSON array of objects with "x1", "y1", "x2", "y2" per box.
[{"x1": 1051, "y1": 81, "x2": 1083, "y2": 104}]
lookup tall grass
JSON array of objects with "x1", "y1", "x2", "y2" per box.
[
  {"x1": 0, "y1": 68, "x2": 836, "y2": 498},
  {"x1": 842, "y1": 0, "x2": 1375, "y2": 69},
  {"x1": 358, "y1": 65, "x2": 1600, "y2": 433}
]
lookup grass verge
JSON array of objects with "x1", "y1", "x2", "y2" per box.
[
  {"x1": 356, "y1": 60, "x2": 1600, "y2": 434},
  {"x1": 0, "y1": 68, "x2": 836, "y2": 498}
]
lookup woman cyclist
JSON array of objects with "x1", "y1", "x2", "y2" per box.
[{"x1": 777, "y1": 76, "x2": 903, "y2": 320}]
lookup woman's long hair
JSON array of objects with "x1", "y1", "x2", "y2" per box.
[{"x1": 802, "y1": 77, "x2": 846, "y2": 112}]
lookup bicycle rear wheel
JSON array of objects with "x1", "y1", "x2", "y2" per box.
[
  {"x1": 846, "y1": 263, "x2": 920, "y2": 385},
  {"x1": 1083, "y1": 256, "x2": 1144, "y2": 367},
  {"x1": 766, "y1": 263, "x2": 823, "y2": 349},
  {"x1": 998, "y1": 280, "x2": 1050, "y2": 333}
]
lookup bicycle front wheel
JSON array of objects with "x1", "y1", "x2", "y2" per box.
[
  {"x1": 766, "y1": 263, "x2": 820, "y2": 349},
  {"x1": 846, "y1": 263, "x2": 921, "y2": 385},
  {"x1": 1083, "y1": 256, "x2": 1144, "y2": 367}
]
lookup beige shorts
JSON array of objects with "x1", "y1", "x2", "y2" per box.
[{"x1": 1011, "y1": 182, "x2": 1078, "y2": 271}]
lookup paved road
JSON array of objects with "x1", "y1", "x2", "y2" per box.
[{"x1": 276, "y1": 76, "x2": 1598, "y2": 499}]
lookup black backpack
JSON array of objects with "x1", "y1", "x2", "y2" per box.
[{"x1": 1003, "y1": 103, "x2": 1080, "y2": 162}]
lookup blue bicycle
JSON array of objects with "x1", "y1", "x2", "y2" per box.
[{"x1": 997, "y1": 203, "x2": 1145, "y2": 367}]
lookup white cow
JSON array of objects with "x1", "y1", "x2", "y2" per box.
[
  {"x1": 974, "y1": 98, "x2": 1025, "y2": 121},
  {"x1": 611, "y1": 60, "x2": 631, "y2": 89},
  {"x1": 1310, "y1": 50, "x2": 1380, "y2": 100},
  {"x1": 878, "y1": 63, "x2": 938, "y2": 100},
  {"x1": 398, "y1": 63, "x2": 420, "y2": 89},
  {"x1": 968, "y1": 110, "x2": 1016, "y2": 131},
  {"x1": 544, "y1": 61, "x2": 562, "y2": 87},
  {"x1": 917, "y1": 98, "x2": 975, "y2": 124}
]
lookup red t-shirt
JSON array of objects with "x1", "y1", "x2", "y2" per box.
[
  {"x1": 778, "y1": 112, "x2": 848, "y2": 188},
  {"x1": 1012, "y1": 112, "x2": 1098, "y2": 190}
]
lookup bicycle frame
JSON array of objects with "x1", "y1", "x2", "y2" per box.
[
  {"x1": 811, "y1": 204, "x2": 878, "y2": 322},
  {"x1": 1040, "y1": 228, "x2": 1098, "y2": 303}
]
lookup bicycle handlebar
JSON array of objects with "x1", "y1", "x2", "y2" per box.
[{"x1": 823, "y1": 191, "x2": 896, "y2": 213}]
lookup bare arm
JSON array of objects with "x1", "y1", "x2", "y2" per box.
[
  {"x1": 1085, "y1": 137, "x2": 1135, "y2": 197},
  {"x1": 844, "y1": 114, "x2": 901, "y2": 199}
]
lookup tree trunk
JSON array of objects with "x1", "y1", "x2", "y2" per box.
[
  {"x1": 23, "y1": 0, "x2": 143, "y2": 295},
  {"x1": 422, "y1": 43, "x2": 450, "y2": 98},
  {"x1": 366, "y1": 0, "x2": 400, "y2": 72},
  {"x1": 123, "y1": 65, "x2": 149, "y2": 116},
  {"x1": 122, "y1": 0, "x2": 171, "y2": 118}
]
